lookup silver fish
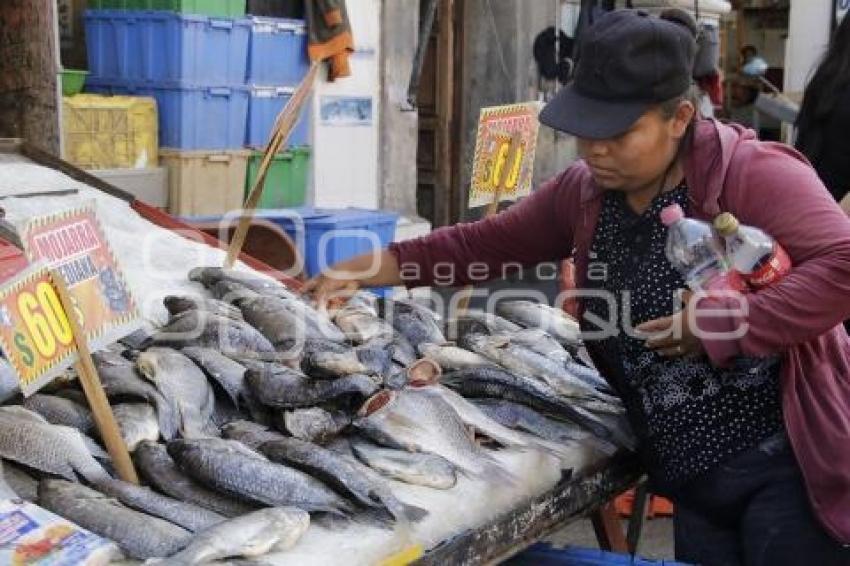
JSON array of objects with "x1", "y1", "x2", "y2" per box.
[
  {"x1": 152, "y1": 310, "x2": 276, "y2": 355},
  {"x1": 247, "y1": 364, "x2": 380, "y2": 409},
  {"x1": 446, "y1": 311, "x2": 522, "y2": 344},
  {"x1": 111, "y1": 403, "x2": 160, "y2": 451},
  {"x1": 0, "y1": 358, "x2": 20, "y2": 403},
  {"x1": 465, "y1": 334, "x2": 611, "y2": 402},
  {"x1": 94, "y1": 477, "x2": 225, "y2": 532},
  {"x1": 439, "y1": 366, "x2": 615, "y2": 441},
  {"x1": 378, "y1": 298, "x2": 446, "y2": 353},
  {"x1": 168, "y1": 438, "x2": 354, "y2": 515},
  {"x1": 283, "y1": 407, "x2": 351, "y2": 445},
  {"x1": 137, "y1": 347, "x2": 217, "y2": 438},
  {"x1": 134, "y1": 441, "x2": 259, "y2": 518},
  {"x1": 182, "y1": 346, "x2": 247, "y2": 408},
  {"x1": 92, "y1": 349, "x2": 180, "y2": 441},
  {"x1": 418, "y1": 342, "x2": 495, "y2": 371},
  {"x1": 472, "y1": 399, "x2": 616, "y2": 455},
  {"x1": 224, "y1": 422, "x2": 427, "y2": 524},
  {"x1": 237, "y1": 294, "x2": 347, "y2": 347},
  {"x1": 0, "y1": 406, "x2": 109, "y2": 483},
  {"x1": 350, "y1": 438, "x2": 457, "y2": 489},
  {"x1": 332, "y1": 304, "x2": 396, "y2": 345},
  {"x1": 221, "y1": 420, "x2": 287, "y2": 450},
  {"x1": 167, "y1": 507, "x2": 310, "y2": 564},
  {"x1": 92, "y1": 350, "x2": 179, "y2": 441},
  {"x1": 355, "y1": 389, "x2": 515, "y2": 483},
  {"x1": 413, "y1": 384, "x2": 580, "y2": 461},
  {"x1": 301, "y1": 339, "x2": 371, "y2": 378},
  {"x1": 164, "y1": 294, "x2": 244, "y2": 321},
  {"x1": 3, "y1": 460, "x2": 38, "y2": 501},
  {"x1": 496, "y1": 300, "x2": 582, "y2": 346},
  {"x1": 0, "y1": 461, "x2": 19, "y2": 500},
  {"x1": 189, "y1": 267, "x2": 298, "y2": 299},
  {"x1": 22, "y1": 393, "x2": 94, "y2": 435},
  {"x1": 38, "y1": 479, "x2": 191, "y2": 560}
]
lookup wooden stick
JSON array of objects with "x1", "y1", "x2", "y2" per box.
[
  {"x1": 50, "y1": 270, "x2": 139, "y2": 484},
  {"x1": 225, "y1": 62, "x2": 321, "y2": 269},
  {"x1": 455, "y1": 135, "x2": 521, "y2": 313}
]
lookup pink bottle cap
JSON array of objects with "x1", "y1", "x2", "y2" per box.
[{"x1": 660, "y1": 204, "x2": 684, "y2": 226}]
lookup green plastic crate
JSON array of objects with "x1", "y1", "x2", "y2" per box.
[
  {"x1": 88, "y1": 0, "x2": 246, "y2": 16},
  {"x1": 246, "y1": 147, "x2": 310, "y2": 208}
]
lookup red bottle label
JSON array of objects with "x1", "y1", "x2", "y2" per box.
[{"x1": 746, "y1": 244, "x2": 792, "y2": 288}]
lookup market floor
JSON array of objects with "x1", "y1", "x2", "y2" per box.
[{"x1": 544, "y1": 517, "x2": 675, "y2": 560}]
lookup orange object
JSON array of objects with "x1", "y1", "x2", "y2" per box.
[{"x1": 614, "y1": 489, "x2": 675, "y2": 519}]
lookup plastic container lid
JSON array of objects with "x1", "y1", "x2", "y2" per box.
[
  {"x1": 713, "y1": 212, "x2": 739, "y2": 236},
  {"x1": 660, "y1": 203, "x2": 684, "y2": 226}
]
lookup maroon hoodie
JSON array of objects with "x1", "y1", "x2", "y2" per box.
[{"x1": 389, "y1": 119, "x2": 850, "y2": 543}]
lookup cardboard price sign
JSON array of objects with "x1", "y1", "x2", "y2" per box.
[
  {"x1": 19, "y1": 203, "x2": 140, "y2": 352},
  {"x1": 468, "y1": 102, "x2": 543, "y2": 208},
  {"x1": 0, "y1": 265, "x2": 78, "y2": 395}
]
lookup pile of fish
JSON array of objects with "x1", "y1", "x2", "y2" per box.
[{"x1": 0, "y1": 267, "x2": 633, "y2": 563}]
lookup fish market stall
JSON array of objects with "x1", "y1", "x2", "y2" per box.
[{"x1": 0, "y1": 140, "x2": 640, "y2": 564}]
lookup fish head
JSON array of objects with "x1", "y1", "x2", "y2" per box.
[
  {"x1": 357, "y1": 389, "x2": 396, "y2": 418},
  {"x1": 406, "y1": 358, "x2": 442, "y2": 387}
]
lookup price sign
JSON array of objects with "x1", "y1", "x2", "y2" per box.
[
  {"x1": 18, "y1": 203, "x2": 140, "y2": 352},
  {"x1": 0, "y1": 265, "x2": 79, "y2": 395},
  {"x1": 468, "y1": 102, "x2": 543, "y2": 208}
]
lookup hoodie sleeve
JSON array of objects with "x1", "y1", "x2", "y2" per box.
[
  {"x1": 696, "y1": 141, "x2": 850, "y2": 366},
  {"x1": 387, "y1": 168, "x2": 580, "y2": 288}
]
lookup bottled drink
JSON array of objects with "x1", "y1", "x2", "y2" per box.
[
  {"x1": 660, "y1": 204, "x2": 740, "y2": 292},
  {"x1": 713, "y1": 212, "x2": 791, "y2": 289}
]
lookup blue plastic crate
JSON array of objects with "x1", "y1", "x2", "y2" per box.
[
  {"x1": 247, "y1": 17, "x2": 310, "y2": 85},
  {"x1": 246, "y1": 86, "x2": 310, "y2": 148},
  {"x1": 85, "y1": 10, "x2": 146, "y2": 81},
  {"x1": 85, "y1": 10, "x2": 250, "y2": 84},
  {"x1": 506, "y1": 544, "x2": 692, "y2": 566},
  {"x1": 86, "y1": 78, "x2": 249, "y2": 149},
  {"x1": 264, "y1": 207, "x2": 398, "y2": 279}
]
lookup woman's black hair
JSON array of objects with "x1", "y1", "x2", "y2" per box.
[{"x1": 795, "y1": 15, "x2": 850, "y2": 166}]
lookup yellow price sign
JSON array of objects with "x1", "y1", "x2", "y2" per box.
[
  {"x1": 0, "y1": 264, "x2": 79, "y2": 396},
  {"x1": 469, "y1": 101, "x2": 543, "y2": 208}
]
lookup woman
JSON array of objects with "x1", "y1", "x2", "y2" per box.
[
  {"x1": 305, "y1": 10, "x2": 850, "y2": 564},
  {"x1": 796, "y1": 13, "x2": 850, "y2": 215}
]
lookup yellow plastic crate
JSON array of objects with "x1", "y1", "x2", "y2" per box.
[{"x1": 62, "y1": 94, "x2": 159, "y2": 170}]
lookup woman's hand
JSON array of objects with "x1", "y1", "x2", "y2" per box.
[
  {"x1": 300, "y1": 250, "x2": 403, "y2": 309},
  {"x1": 300, "y1": 273, "x2": 361, "y2": 310},
  {"x1": 636, "y1": 291, "x2": 705, "y2": 358}
]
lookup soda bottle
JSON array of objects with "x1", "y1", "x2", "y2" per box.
[
  {"x1": 660, "y1": 204, "x2": 741, "y2": 292},
  {"x1": 713, "y1": 212, "x2": 791, "y2": 289}
]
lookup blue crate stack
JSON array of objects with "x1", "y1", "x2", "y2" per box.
[{"x1": 84, "y1": 8, "x2": 311, "y2": 152}]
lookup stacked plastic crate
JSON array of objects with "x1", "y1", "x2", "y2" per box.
[
  {"x1": 84, "y1": 1, "x2": 311, "y2": 214},
  {"x1": 244, "y1": 16, "x2": 312, "y2": 208}
]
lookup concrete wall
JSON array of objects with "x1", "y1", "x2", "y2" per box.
[
  {"x1": 457, "y1": 0, "x2": 577, "y2": 219},
  {"x1": 377, "y1": 0, "x2": 419, "y2": 218},
  {"x1": 784, "y1": 0, "x2": 832, "y2": 95},
  {"x1": 310, "y1": 0, "x2": 381, "y2": 209}
]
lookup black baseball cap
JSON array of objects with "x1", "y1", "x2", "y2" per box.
[{"x1": 540, "y1": 9, "x2": 697, "y2": 139}]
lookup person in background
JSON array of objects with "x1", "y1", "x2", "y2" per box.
[
  {"x1": 740, "y1": 44, "x2": 769, "y2": 77},
  {"x1": 306, "y1": 9, "x2": 850, "y2": 564},
  {"x1": 795, "y1": 13, "x2": 850, "y2": 217}
]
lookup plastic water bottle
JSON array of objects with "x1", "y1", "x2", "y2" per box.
[
  {"x1": 660, "y1": 204, "x2": 740, "y2": 292},
  {"x1": 713, "y1": 212, "x2": 791, "y2": 289}
]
